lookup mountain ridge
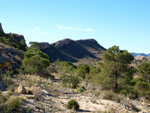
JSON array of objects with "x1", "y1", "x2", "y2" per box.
[
  {"x1": 39, "y1": 38, "x2": 106, "y2": 64},
  {"x1": 131, "y1": 52, "x2": 150, "y2": 57}
]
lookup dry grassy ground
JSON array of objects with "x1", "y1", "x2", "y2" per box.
[{"x1": 1, "y1": 74, "x2": 150, "y2": 113}]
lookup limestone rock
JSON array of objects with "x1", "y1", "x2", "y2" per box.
[
  {"x1": 18, "y1": 85, "x2": 26, "y2": 94},
  {"x1": 25, "y1": 87, "x2": 33, "y2": 94}
]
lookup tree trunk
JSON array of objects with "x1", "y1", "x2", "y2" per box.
[
  {"x1": 114, "y1": 71, "x2": 118, "y2": 92},
  {"x1": 148, "y1": 74, "x2": 150, "y2": 84}
]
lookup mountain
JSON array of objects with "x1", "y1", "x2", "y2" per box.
[
  {"x1": 135, "y1": 55, "x2": 150, "y2": 60},
  {"x1": 131, "y1": 52, "x2": 150, "y2": 57},
  {"x1": 39, "y1": 42, "x2": 77, "y2": 62},
  {"x1": 40, "y1": 38, "x2": 106, "y2": 64}
]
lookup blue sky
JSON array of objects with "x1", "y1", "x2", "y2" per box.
[{"x1": 0, "y1": 0, "x2": 150, "y2": 53}]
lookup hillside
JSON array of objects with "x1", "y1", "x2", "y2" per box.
[
  {"x1": 0, "y1": 43, "x2": 24, "y2": 74},
  {"x1": 0, "y1": 23, "x2": 26, "y2": 51},
  {"x1": 131, "y1": 52, "x2": 150, "y2": 57},
  {"x1": 40, "y1": 38, "x2": 106, "y2": 65},
  {"x1": 0, "y1": 23, "x2": 25, "y2": 74}
]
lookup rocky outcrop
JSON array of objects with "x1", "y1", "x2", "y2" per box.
[
  {"x1": 17, "y1": 85, "x2": 26, "y2": 94},
  {"x1": 39, "y1": 42, "x2": 50, "y2": 49},
  {"x1": 0, "y1": 23, "x2": 4, "y2": 33},
  {"x1": 76, "y1": 39, "x2": 106, "y2": 51},
  {"x1": 52, "y1": 38, "x2": 74, "y2": 48},
  {"x1": 0, "y1": 43, "x2": 24, "y2": 73}
]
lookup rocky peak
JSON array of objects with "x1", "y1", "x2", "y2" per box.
[
  {"x1": 39, "y1": 42, "x2": 50, "y2": 49},
  {"x1": 76, "y1": 39, "x2": 106, "y2": 50},
  {"x1": 77, "y1": 39, "x2": 98, "y2": 43},
  {"x1": 0, "y1": 23, "x2": 4, "y2": 33},
  {"x1": 52, "y1": 38, "x2": 74, "y2": 48}
]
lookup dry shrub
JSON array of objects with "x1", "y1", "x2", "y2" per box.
[
  {"x1": 32, "y1": 87, "x2": 42, "y2": 101},
  {"x1": 103, "y1": 91, "x2": 124, "y2": 103}
]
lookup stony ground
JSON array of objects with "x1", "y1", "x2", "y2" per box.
[{"x1": 1, "y1": 74, "x2": 150, "y2": 113}]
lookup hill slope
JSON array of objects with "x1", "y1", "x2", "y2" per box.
[
  {"x1": 131, "y1": 52, "x2": 150, "y2": 57},
  {"x1": 0, "y1": 23, "x2": 25, "y2": 73},
  {"x1": 0, "y1": 23, "x2": 26, "y2": 51},
  {"x1": 40, "y1": 38, "x2": 106, "y2": 64}
]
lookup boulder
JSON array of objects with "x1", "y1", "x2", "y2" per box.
[
  {"x1": 25, "y1": 87, "x2": 33, "y2": 94},
  {"x1": 18, "y1": 85, "x2": 26, "y2": 94}
]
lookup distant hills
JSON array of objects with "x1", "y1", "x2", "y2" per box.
[
  {"x1": 0, "y1": 22, "x2": 106, "y2": 66},
  {"x1": 131, "y1": 52, "x2": 150, "y2": 57},
  {"x1": 40, "y1": 38, "x2": 106, "y2": 64}
]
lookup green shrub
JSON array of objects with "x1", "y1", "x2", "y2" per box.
[
  {"x1": 130, "y1": 77, "x2": 146, "y2": 86},
  {"x1": 77, "y1": 87, "x2": 86, "y2": 93},
  {"x1": 89, "y1": 66, "x2": 100, "y2": 74},
  {"x1": 67, "y1": 99, "x2": 79, "y2": 110},
  {"x1": 0, "y1": 95, "x2": 8, "y2": 112},
  {"x1": 60, "y1": 74, "x2": 81, "y2": 88},
  {"x1": 5, "y1": 96, "x2": 21, "y2": 110},
  {"x1": 128, "y1": 93, "x2": 138, "y2": 100},
  {"x1": 77, "y1": 64, "x2": 90, "y2": 79},
  {"x1": 135, "y1": 81, "x2": 150, "y2": 99},
  {"x1": 22, "y1": 47, "x2": 50, "y2": 75}
]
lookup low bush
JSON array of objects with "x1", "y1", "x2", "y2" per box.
[
  {"x1": 32, "y1": 87, "x2": 42, "y2": 101},
  {"x1": 0, "y1": 95, "x2": 8, "y2": 112},
  {"x1": 77, "y1": 86, "x2": 86, "y2": 93},
  {"x1": 60, "y1": 74, "x2": 81, "y2": 88},
  {"x1": 67, "y1": 99, "x2": 79, "y2": 110},
  {"x1": 5, "y1": 96, "x2": 22, "y2": 110},
  {"x1": 103, "y1": 91, "x2": 124, "y2": 103}
]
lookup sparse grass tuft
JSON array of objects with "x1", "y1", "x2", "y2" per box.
[{"x1": 32, "y1": 87, "x2": 42, "y2": 101}]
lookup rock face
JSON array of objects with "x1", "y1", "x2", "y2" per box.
[
  {"x1": 0, "y1": 23, "x2": 26, "y2": 74},
  {"x1": 39, "y1": 42, "x2": 50, "y2": 49},
  {"x1": 0, "y1": 43, "x2": 24, "y2": 73},
  {"x1": 40, "y1": 38, "x2": 106, "y2": 63},
  {"x1": 0, "y1": 23, "x2": 4, "y2": 33},
  {"x1": 18, "y1": 85, "x2": 26, "y2": 94}
]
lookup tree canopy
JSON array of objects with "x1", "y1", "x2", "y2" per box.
[
  {"x1": 22, "y1": 44, "x2": 50, "y2": 75},
  {"x1": 138, "y1": 61, "x2": 150, "y2": 84},
  {"x1": 98, "y1": 46, "x2": 134, "y2": 92}
]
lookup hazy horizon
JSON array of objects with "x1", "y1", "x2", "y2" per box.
[{"x1": 0, "y1": 0, "x2": 149, "y2": 53}]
